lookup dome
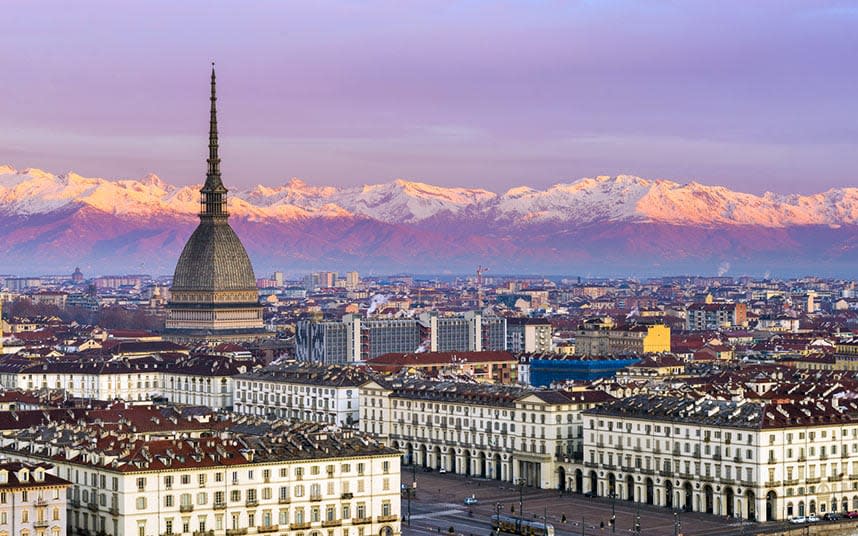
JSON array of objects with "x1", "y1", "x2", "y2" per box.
[{"x1": 171, "y1": 222, "x2": 257, "y2": 292}]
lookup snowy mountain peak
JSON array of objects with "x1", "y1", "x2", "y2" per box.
[{"x1": 3, "y1": 166, "x2": 858, "y2": 228}]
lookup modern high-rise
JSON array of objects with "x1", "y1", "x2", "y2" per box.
[
  {"x1": 296, "y1": 312, "x2": 507, "y2": 364},
  {"x1": 165, "y1": 66, "x2": 268, "y2": 343}
]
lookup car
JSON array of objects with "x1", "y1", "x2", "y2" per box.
[
  {"x1": 823, "y1": 512, "x2": 840, "y2": 521},
  {"x1": 422, "y1": 466, "x2": 433, "y2": 472},
  {"x1": 464, "y1": 496, "x2": 479, "y2": 506},
  {"x1": 806, "y1": 515, "x2": 820, "y2": 523},
  {"x1": 846, "y1": 511, "x2": 858, "y2": 519},
  {"x1": 439, "y1": 468, "x2": 447, "y2": 474},
  {"x1": 789, "y1": 516, "x2": 807, "y2": 524},
  {"x1": 583, "y1": 491, "x2": 595, "y2": 498}
]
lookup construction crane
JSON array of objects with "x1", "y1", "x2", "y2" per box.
[
  {"x1": 476, "y1": 265, "x2": 489, "y2": 308},
  {"x1": 476, "y1": 265, "x2": 489, "y2": 288}
]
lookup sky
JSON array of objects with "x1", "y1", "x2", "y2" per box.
[{"x1": 1, "y1": 0, "x2": 857, "y2": 194}]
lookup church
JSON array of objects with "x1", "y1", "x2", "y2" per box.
[{"x1": 164, "y1": 66, "x2": 270, "y2": 343}]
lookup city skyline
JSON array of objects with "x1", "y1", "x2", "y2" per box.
[{"x1": 2, "y1": 1, "x2": 857, "y2": 194}]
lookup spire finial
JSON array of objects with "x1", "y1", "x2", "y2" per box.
[{"x1": 200, "y1": 63, "x2": 228, "y2": 219}]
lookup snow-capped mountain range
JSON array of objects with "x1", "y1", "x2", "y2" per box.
[
  {"x1": 3, "y1": 165, "x2": 858, "y2": 227},
  {"x1": 2, "y1": 165, "x2": 857, "y2": 275}
]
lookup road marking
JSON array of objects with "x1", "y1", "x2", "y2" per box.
[{"x1": 410, "y1": 509, "x2": 464, "y2": 520}]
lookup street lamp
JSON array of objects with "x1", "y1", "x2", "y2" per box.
[
  {"x1": 611, "y1": 492, "x2": 616, "y2": 534},
  {"x1": 514, "y1": 477, "x2": 527, "y2": 535},
  {"x1": 633, "y1": 502, "x2": 641, "y2": 536}
]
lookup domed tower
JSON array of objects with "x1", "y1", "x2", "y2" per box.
[{"x1": 165, "y1": 66, "x2": 267, "y2": 343}]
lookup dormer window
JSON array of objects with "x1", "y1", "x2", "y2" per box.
[
  {"x1": 18, "y1": 469, "x2": 29, "y2": 482},
  {"x1": 33, "y1": 468, "x2": 45, "y2": 482},
  {"x1": 0, "y1": 470, "x2": 7, "y2": 484}
]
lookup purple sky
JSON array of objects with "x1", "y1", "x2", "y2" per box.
[{"x1": 2, "y1": 0, "x2": 857, "y2": 193}]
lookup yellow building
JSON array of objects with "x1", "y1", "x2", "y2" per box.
[{"x1": 574, "y1": 321, "x2": 670, "y2": 356}]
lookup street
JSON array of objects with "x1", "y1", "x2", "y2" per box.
[{"x1": 397, "y1": 467, "x2": 847, "y2": 536}]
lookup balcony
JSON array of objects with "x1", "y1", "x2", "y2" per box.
[
  {"x1": 323, "y1": 519, "x2": 343, "y2": 527},
  {"x1": 828, "y1": 475, "x2": 844, "y2": 482},
  {"x1": 310, "y1": 494, "x2": 323, "y2": 502},
  {"x1": 290, "y1": 523, "x2": 311, "y2": 530},
  {"x1": 225, "y1": 530, "x2": 248, "y2": 536},
  {"x1": 784, "y1": 478, "x2": 799, "y2": 486},
  {"x1": 180, "y1": 504, "x2": 194, "y2": 513},
  {"x1": 35, "y1": 497, "x2": 48, "y2": 507},
  {"x1": 377, "y1": 515, "x2": 399, "y2": 523},
  {"x1": 87, "y1": 502, "x2": 98, "y2": 511},
  {"x1": 764, "y1": 480, "x2": 781, "y2": 487},
  {"x1": 806, "y1": 477, "x2": 822, "y2": 485},
  {"x1": 257, "y1": 525, "x2": 279, "y2": 533},
  {"x1": 214, "y1": 501, "x2": 227, "y2": 510},
  {"x1": 34, "y1": 520, "x2": 49, "y2": 528},
  {"x1": 193, "y1": 531, "x2": 215, "y2": 536},
  {"x1": 245, "y1": 498, "x2": 258, "y2": 507},
  {"x1": 278, "y1": 497, "x2": 291, "y2": 504},
  {"x1": 109, "y1": 506, "x2": 119, "y2": 516},
  {"x1": 341, "y1": 492, "x2": 353, "y2": 500},
  {"x1": 352, "y1": 517, "x2": 373, "y2": 525},
  {"x1": 70, "y1": 498, "x2": 81, "y2": 508}
]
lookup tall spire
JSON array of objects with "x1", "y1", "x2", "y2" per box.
[{"x1": 201, "y1": 62, "x2": 228, "y2": 219}]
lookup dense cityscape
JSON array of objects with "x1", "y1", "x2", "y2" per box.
[{"x1": 3, "y1": 3, "x2": 855, "y2": 536}]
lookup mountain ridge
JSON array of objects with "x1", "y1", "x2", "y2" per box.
[
  {"x1": 2, "y1": 165, "x2": 858, "y2": 276},
  {"x1": 3, "y1": 165, "x2": 858, "y2": 227}
]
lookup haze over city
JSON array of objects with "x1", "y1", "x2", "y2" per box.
[{"x1": 2, "y1": 0, "x2": 857, "y2": 194}]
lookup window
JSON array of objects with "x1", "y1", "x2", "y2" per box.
[
  {"x1": 136, "y1": 497, "x2": 147, "y2": 510},
  {"x1": 136, "y1": 477, "x2": 146, "y2": 491}
]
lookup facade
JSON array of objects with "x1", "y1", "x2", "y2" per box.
[
  {"x1": 0, "y1": 417, "x2": 401, "y2": 536},
  {"x1": 577, "y1": 394, "x2": 858, "y2": 522},
  {"x1": 4, "y1": 355, "x2": 251, "y2": 408},
  {"x1": 165, "y1": 67, "x2": 268, "y2": 344},
  {"x1": 296, "y1": 312, "x2": 506, "y2": 364},
  {"x1": 366, "y1": 351, "x2": 518, "y2": 384},
  {"x1": 686, "y1": 303, "x2": 748, "y2": 330},
  {"x1": 506, "y1": 318, "x2": 552, "y2": 354},
  {"x1": 233, "y1": 363, "x2": 370, "y2": 426},
  {"x1": 574, "y1": 321, "x2": 670, "y2": 357},
  {"x1": 360, "y1": 378, "x2": 612, "y2": 488},
  {"x1": 0, "y1": 460, "x2": 71, "y2": 536}
]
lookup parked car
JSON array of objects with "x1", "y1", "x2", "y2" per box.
[
  {"x1": 846, "y1": 511, "x2": 858, "y2": 519},
  {"x1": 806, "y1": 515, "x2": 820, "y2": 523},
  {"x1": 439, "y1": 467, "x2": 447, "y2": 474},
  {"x1": 422, "y1": 466, "x2": 433, "y2": 472},
  {"x1": 823, "y1": 512, "x2": 840, "y2": 521},
  {"x1": 583, "y1": 491, "x2": 595, "y2": 498},
  {"x1": 789, "y1": 516, "x2": 807, "y2": 524},
  {"x1": 464, "y1": 496, "x2": 479, "y2": 506}
]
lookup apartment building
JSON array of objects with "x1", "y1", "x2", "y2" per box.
[
  {"x1": 233, "y1": 363, "x2": 371, "y2": 426},
  {"x1": 296, "y1": 312, "x2": 507, "y2": 364},
  {"x1": 578, "y1": 394, "x2": 858, "y2": 522},
  {"x1": 0, "y1": 419, "x2": 401, "y2": 536},
  {"x1": 360, "y1": 377, "x2": 612, "y2": 489},
  {"x1": 0, "y1": 460, "x2": 70, "y2": 536},
  {"x1": 506, "y1": 318, "x2": 552, "y2": 354},
  {"x1": 685, "y1": 303, "x2": 748, "y2": 330},
  {"x1": 3, "y1": 355, "x2": 252, "y2": 408}
]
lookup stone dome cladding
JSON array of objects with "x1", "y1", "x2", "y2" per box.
[{"x1": 171, "y1": 222, "x2": 257, "y2": 291}]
